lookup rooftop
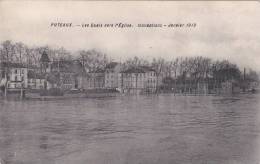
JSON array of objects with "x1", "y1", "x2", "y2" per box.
[
  {"x1": 121, "y1": 66, "x2": 156, "y2": 73},
  {"x1": 0, "y1": 62, "x2": 27, "y2": 68},
  {"x1": 105, "y1": 62, "x2": 119, "y2": 69},
  {"x1": 40, "y1": 51, "x2": 50, "y2": 63}
]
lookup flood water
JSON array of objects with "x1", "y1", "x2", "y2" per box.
[{"x1": 0, "y1": 94, "x2": 260, "y2": 164}]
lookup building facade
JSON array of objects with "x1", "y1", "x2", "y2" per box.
[
  {"x1": 27, "y1": 70, "x2": 46, "y2": 90},
  {"x1": 220, "y1": 80, "x2": 241, "y2": 94},
  {"x1": 104, "y1": 62, "x2": 121, "y2": 89},
  {"x1": 49, "y1": 60, "x2": 86, "y2": 90},
  {"x1": 119, "y1": 66, "x2": 157, "y2": 94},
  {"x1": 0, "y1": 62, "x2": 28, "y2": 89},
  {"x1": 86, "y1": 69, "x2": 105, "y2": 89},
  {"x1": 40, "y1": 51, "x2": 51, "y2": 73}
]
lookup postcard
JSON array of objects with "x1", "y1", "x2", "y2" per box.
[{"x1": 0, "y1": 1, "x2": 260, "y2": 164}]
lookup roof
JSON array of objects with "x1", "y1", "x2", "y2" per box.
[
  {"x1": 121, "y1": 66, "x2": 156, "y2": 74},
  {"x1": 72, "y1": 61, "x2": 86, "y2": 75},
  {"x1": 121, "y1": 67, "x2": 146, "y2": 73},
  {"x1": 27, "y1": 65, "x2": 39, "y2": 69},
  {"x1": 0, "y1": 62, "x2": 27, "y2": 68},
  {"x1": 40, "y1": 51, "x2": 50, "y2": 63},
  {"x1": 105, "y1": 62, "x2": 119, "y2": 69},
  {"x1": 139, "y1": 66, "x2": 156, "y2": 72}
]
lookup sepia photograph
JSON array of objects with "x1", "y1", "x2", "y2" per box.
[{"x1": 0, "y1": 1, "x2": 260, "y2": 164}]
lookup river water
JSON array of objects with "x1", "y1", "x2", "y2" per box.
[{"x1": 0, "y1": 94, "x2": 260, "y2": 164}]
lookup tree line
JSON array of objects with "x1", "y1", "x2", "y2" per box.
[{"x1": 0, "y1": 40, "x2": 259, "y2": 87}]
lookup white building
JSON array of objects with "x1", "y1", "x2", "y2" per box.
[
  {"x1": 119, "y1": 66, "x2": 157, "y2": 94},
  {"x1": 104, "y1": 62, "x2": 121, "y2": 89},
  {"x1": 0, "y1": 62, "x2": 28, "y2": 89}
]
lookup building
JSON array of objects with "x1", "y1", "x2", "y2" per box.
[
  {"x1": 196, "y1": 82, "x2": 209, "y2": 94},
  {"x1": 0, "y1": 65, "x2": 4, "y2": 88},
  {"x1": 220, "y1": 80, "x2": 241, "y2": 94},
  {"x1": 0, "y1": 62, "x2": 28, "y2": 89},
  {"x1": 39, "y1": 51, "x2": 88, "y2": 91},
  {"x1": 71, "y1": 60, "x2": 87, "y2": 90},
  {"x1": 119, "y1": 66, "x2": 157, "y2": 94},
  {"x1": 249, "y1": 81, "x2": 259, "y2": 90},
  {"x1": 50, "y1": 60, "x2": 86, "y2": 90},
  {"x1": 27, "y1": 70, "x2": 46, "y2": 90},
  {"x1": 40, "y1": 51, "x2": 51, "y2": 73},
  {"x1": 104, "y1": 62, "x2": 121, "y2": 89},
  {"x1": 0, "y1": 51, "x2": 87, "y2": 92},
  {"x1": 86, "y1": 69, "x2": 105, "y2": 89}
]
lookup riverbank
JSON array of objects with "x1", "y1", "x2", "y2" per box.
[
  {"x1": 1, "y1": 88, "x2": 258, "y2": 101},
  {"x1": 25, "y1": 88, "x2": 120, "y2": 100}
]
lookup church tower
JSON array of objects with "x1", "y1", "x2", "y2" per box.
[{"x1": 40, "y1": 51, "x2": 51, "y2": 73}]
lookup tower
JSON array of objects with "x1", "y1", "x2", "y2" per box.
[{"x1": 40, "y1": 51, "x2": 51, "y2": 73}]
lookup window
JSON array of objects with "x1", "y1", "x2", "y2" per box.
[
  {"x1": 15, "y1": 76, "x2": 17, "y2": 81},
  {"x1": 15, "y1": 69, "x2": 18, "y2": 74}
]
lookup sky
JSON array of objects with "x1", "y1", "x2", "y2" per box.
[{"x1": 0, "y1": 1, "x2": 260, "y2": 72}]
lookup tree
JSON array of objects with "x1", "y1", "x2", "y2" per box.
[
  {"x1": 151, "y1": 57, "x2": 166, "y2": 91},
  {"x1": 77, "y1": 49, "x2": 108, "y2": 72},
  {"x1": 53, "y1": 47, "x2": 73, "y2": 61},
  {"x1": 14, "y1": 42, "x2": 26, "y2": 63},
  {"x1": 212, "y1": 60, "x2": 241, "y2": 85},
  {"x1": 246, "y1": 69, "x2": 259, "y2": 82},
  {"x1": 1, "y1": 40, "x2": 15, "y2": 62},
  {"x1": 0, "y1": 40, "x2": 16, "y2": 97},
  {"x1": 14, "y1": 42, "x2": 26, "y2": 98},
  {"x1": 162, "y1": 76, "x2": 174, "y2": 90},
  {"x1": 24, "y1": 46, "x2": 34, "y2": 66},
  {"x1": 122, "y1": 56, "x2": 149, "y2": 69}
]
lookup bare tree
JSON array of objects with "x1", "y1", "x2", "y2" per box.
[
  {"x1": 77, "y1": 49, "x2": 108, "y2": 72},
  {"x1": 151, "y1": 57, "x2": 166, "y2": 92},
  {"x1": 1, "y1": 40, "x2": 16, "y2": 97},
  {"x1": 122, "y1": 56, "x2": 149, "y2": 70}
]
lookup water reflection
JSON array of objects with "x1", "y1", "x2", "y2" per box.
[{"x1": 0, "y1": 94, "x2": 259, "y2": 164}]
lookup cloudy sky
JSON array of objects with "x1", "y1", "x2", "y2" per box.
[{"x1": 0, "y1": 1, "x2": 260, "y2": 71}]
